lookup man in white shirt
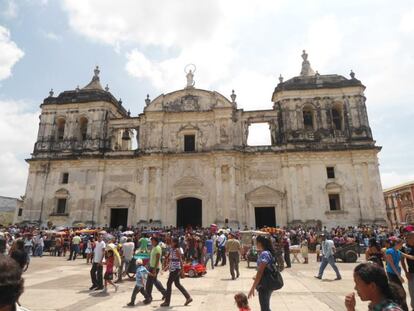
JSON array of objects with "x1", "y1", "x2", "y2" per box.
[
  {"x1": 90, "y1": 235, "x2": 106, "y2": 290},
  {"x1": 214, "y1": 231, "x2": 227, "y2": 266},
  {"x1": 117, "y1": 238, "x2": 135, "y2": 282},
  {"x1": 315, "y1": 234, "x2": 341, "y2": 280}
]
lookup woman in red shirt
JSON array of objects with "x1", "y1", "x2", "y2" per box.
[{"x1": 103, "y1": 250, "x2": 118, "y2": 293}]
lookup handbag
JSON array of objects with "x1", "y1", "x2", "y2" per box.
[{"x1": 257, "y1": 254, "x2": 284, "y2": 291}]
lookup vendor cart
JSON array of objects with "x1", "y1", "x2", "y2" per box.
[{"x1": 334, "y1": 243, "x2": 359, "y2": 263}]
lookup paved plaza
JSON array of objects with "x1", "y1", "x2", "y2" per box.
[{"x1": 18, "y1": 255, "x2": 390, "y2": 311}]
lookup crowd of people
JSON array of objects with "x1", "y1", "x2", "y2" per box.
[{"x1": 1, "y1": 223, "x2": 414, "y2": 311}]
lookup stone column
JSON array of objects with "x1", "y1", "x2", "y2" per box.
[
  {"x1": 289, "y1": 165, "x2": 300, "y2": 222},
  {"x1": 281, "y1": 164, "x2": 292, "y2": 224},
  {"x1": 296, "y1": 165, "x2": 305, "y2": 214},
  {"x1": 154, "y1": 167, "x2": 162, "y2": 221},
  {"x1": 22, "y1": 169, "x2": 37, "y2": 221},
  {"x1": 368, "y1": 161, "x2": 386, "y2": 221},
  {"x1": 140, "y1": 167, "x2": 149, "y2": 222},
  {"x1": 302, "y1": 164, "x2": 312, "y2": 209},
  {"x1": 353, "y1": 163, "x2": 367, "y2": 221},
  {"x1": 215, "y1": 165, "x2": 222, "y2": 221},
  {"x1": 93, "y1": 167, "x2": 105, "y2": 226},
  {"x1": 135, "y1": 127, "x2": 140, "y2": 150},
  {"x1": 229, "y1": 165, "x2": 237, "y2": 222}
]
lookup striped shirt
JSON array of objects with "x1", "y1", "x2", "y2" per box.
[{"x1": 169, "y1": 248, "x2": 181, "y2": 272}]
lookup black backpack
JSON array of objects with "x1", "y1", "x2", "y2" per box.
[{"x1": 257, "y1": 254, "x2": 284, "y2": 291}]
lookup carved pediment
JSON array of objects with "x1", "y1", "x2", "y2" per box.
[
  {"x1": 146, "y1": 89, "x2": 235, "y2": 112},
  {"x1": 178, "y1": 123, "x2": 200, "y2": 133},
  {"x1": 55, "y1": 188, "x2": 69, "y2": 197},
  {"x1": 246, "y1": 185, "x2": 284, "y2": 201},
  {"x1": 163, "y1": 95, "x2": 200, "y2": 112},
  {"x1": 103, "y1": 188, "x2": 135, "y2": 206},
  {"x1": 174, "y1": 177, "x2": 204, "y2": 189}
]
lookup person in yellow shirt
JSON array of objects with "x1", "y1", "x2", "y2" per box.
[{"x1": 68, "y1": 234, "x2": 81, "y2": 261}]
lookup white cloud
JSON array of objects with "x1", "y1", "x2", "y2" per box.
[
  {"x1": 247, "y1": 123, "x2": 271, "y2": 146},
  {"x1": 41, "y1": 30, "x2": 62, "y2": 42},
  {"x1": 304, "y1": 15, "x2": 342, "y2": 74},
  {"x1": 62, "y1": 0, "x2": 283, "y2": 104},
  {"x1": 62, "y1": 0, "x2": 224, "y2": 48},
  {"x1": 1, "y1": 0, "x2": 18, "y2": 19},
  {"x1": 216, "y1": 70, "x2": 276, "y2": 111},
  {"x1": 0, "y1": 99, "x2": 38, "y2": 197},
  {"x1": 0, "y1": 26, "x2": 24, "y2": 81},
  {"x1": 400, "y1": 7, "x2": 414, "y2": 33},
  {"x1": 381, "y1": 171, "x2": 414, "y2": 190},
  {"x1": 0, "y1": 152, "x2": 29, "y2": 197}
]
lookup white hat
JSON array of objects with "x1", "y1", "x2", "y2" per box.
[{"x1": 136, "y1": 258, "x2": 143, "y2": 266}]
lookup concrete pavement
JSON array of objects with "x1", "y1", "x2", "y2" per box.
[{"x1": 20, "y1": 255, "x2": 377, "y2": 311}]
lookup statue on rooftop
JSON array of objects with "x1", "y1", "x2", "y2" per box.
[
  {"x1": 184, "y1": 64, "x2": 196, "y2": 88},
  {"x1": 300, "y1": 50, "x2": 315, "y2": 76}
]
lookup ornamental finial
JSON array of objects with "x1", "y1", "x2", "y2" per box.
[
  {"x1": 49, "y1": 88, "x2": 54, "y2": 97},
  {"x1": 145, "y1": 94, "x2": 151, "y2": 106},
  {"x1": 230, "y1": 90, "x2": 236, "y2": 103}
]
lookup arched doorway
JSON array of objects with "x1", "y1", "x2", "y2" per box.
[{"x1": 177, "y1": 197, "x2": 202, "y2": 228}]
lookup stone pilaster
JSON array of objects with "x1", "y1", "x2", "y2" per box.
[
  {"x1": 154, "y1": 167, "x2": 162, "y2": 221},
  {"x1": 215, "y1": 165, "x2": 222, "y2": 220},
  {"x1": 140, "y1": 167, "x2": 149, "y2": 222}
]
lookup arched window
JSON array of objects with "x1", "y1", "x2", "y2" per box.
[
  {"x1": 79, "y1": 117, "x2": 88, "y2": 141},
  {"x1": 56, "y1": 118, "x2": 66, "y2": 141},
  {"x1": 303, "y1": 106, "x2": 314, "y2": 130},
  {"x1": 332, "y1": 107, "x2": 342, "y2": 131}
]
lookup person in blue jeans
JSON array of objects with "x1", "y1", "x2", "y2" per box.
[
  {"x1": 33, "y1": 234, "x2": 44, "y2": 257},
  {"x1": 315, "y1": 234, "x2": 341, "y2": 280},
  {"x1": 204, "y1": 236, "x2": 214, "y2": 270},
  {"x1": 248, "y1": 235, "x2": 276, "y2": 311},
  {"x1": 127, "y1": 258, "x2": 151, "y2": 306},
  {"x1": 384, "y1": 238, "x2": 414, "y2": 311}
]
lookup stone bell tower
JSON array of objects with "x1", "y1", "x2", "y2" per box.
[{"x1": 33, "y1": 66, "x2": 128, "y2": 158}]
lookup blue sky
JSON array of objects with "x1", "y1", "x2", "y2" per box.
[{"x1": 0, "y1": 0, "x2": 413, "y2": 197}]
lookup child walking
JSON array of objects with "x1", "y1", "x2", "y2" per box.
[
  {"x1": 234, "y1": 293, "x2": 250, "y2": 311},
  {"x1": 127, "y1": 258, "x2": 151, "y2": 306},
  {"x1": 103, "y1": 249, "x2": 118, "y2": 293}
]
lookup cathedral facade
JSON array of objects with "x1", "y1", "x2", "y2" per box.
[{"x1": 22, "y1": 52, "x2": 387, "y2": 229}]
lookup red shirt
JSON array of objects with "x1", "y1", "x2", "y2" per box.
[{"x1": 106, "y1": 256, "x2": 114, "y2": 273}]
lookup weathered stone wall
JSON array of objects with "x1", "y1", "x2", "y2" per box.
[{"x1": 22, "y1": 148, "x2": 386, "y2": 228}]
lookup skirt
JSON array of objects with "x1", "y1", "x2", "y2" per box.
[{"x1": 104, "y1": 272, "x2": 113, "y2": 281}]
